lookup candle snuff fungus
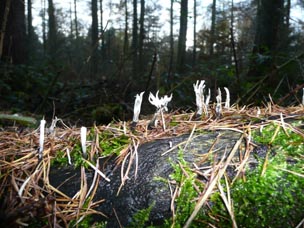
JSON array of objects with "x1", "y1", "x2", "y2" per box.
[
  {"x1": 224, "y1": 87, "x2": 230, "y2": 109},
  {"x1": 148, "y1": 91, "x2": 172, "y2": 130},
  {"x1": 193, "y1": 80, "x2": 205, "y2": 116},
  {"x1": 216, "y1": 88, "x2": 222, "y2": 118},
  {"x1": 38, "y1": 119, "x2": 46, "y2": 161},
  {"x1": 81, "y1": 126, "x2": 87, "y2": 159},
  {"x1": 131, "y1": 91, "x2": 145, "y2": 129},
  {"x1": 193, "y1": 80, "x2": 210, "y2": 117}
]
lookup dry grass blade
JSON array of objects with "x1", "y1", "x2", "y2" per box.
[
  {"x1": 217, "y1": 175, "x2": 238, "y2": 228},
  {"x1": 117, "y1": 138, "x2": 139, "y2": 195},
  {"x1": 183, "y1": 135, "x2": 244, "y2": 228},
  {"x1": 83, "y1": 159, "x2": 110, "y2": 182},
  {"x1": 276, "y1": 167, "x2": 304, "y2": 178},
  {"x1": 260, "y1": 150, "x2": 269, "y2": 177},
  {"x1": 295, "y1": 217, "x2": 304, "y2": 228},
  {"x1": 183, "y1": 124, "x2": 196, "y2": 151}
]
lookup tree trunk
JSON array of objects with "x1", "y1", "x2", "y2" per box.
[
  {"x1": 192, "y1": 0, "x2": 197, "y2": 67},
  {"x1": 209, "y1": 0, "x2": 216, "y2": 56},
  {"x1": 74, "y1": 0, "x2": 79, "y2": 39},
  {"x1": 27, "y1": 0, "x2": 34, "y2": 61},
  {"x1": 0, "y1": 0, "x2": 11, "y2": 60},
  {"x1": 69, "y1": 2, "x2": 73, "y2": 36},
  {"x1": 0, "y1": 0, "x2": 26, "y2": 64},
  {"x1": 99, "y1": 0, "x2": 105, "y2": 60},
  {"x1": 247, "y1": 0, "x2": 285, "y2": 82},
  {"x1": 132, "y1": 0, "x2": 138, "y2": 79},
  {"x1": 48, "y1": 0, "x2": 57, "y2": 59},
  {"x1": 41, "y1": 0, "x2": 47, "y2": 56},
  {"x1": 176, "y1": 0, "x2": 188, "y2": 73},
  {"x1": 91, "y1": 0, "x2": 98, "y2": 77},
  {"x1": 230, "y1": 0, "x2": 240, "y2": 85},
  {"x1": 123, "y1": 0, "x2": 129, "y2": 55},
  {"x1": 285, "y1": 0, "x2": 290, "y2": 30},
  {"x1": 138, "y1": 0, "x2": 145, "y2": 74},
  {"x1": 167, "y1": 0, "x2": 174, "y2": 83}
]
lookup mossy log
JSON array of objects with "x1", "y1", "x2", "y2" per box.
[{"x1": 49, "y1": 130, "x2": 259, "y2": 227}]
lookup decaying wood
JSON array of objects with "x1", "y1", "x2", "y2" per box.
[{"x1": 0, "y1": 104, "x2": 303, "y2": 226}]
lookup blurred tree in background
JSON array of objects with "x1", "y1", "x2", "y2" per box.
[{"x1": 0, "y1": 0, "x2": 303, "y2": 124}]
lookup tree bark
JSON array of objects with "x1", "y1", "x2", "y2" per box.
[
  {"x1": 167, "y1": 0, "x2": 174, "y2": 83},
  {"x1": 138, "y1": 0, "x2": 145, "y2": 74},
  {"x1": 91, "y1": 0, "x2": 98, "y2": 77},
  {"x1": 132, "y1": 0, "x2": 138, "y2": 79},
  {"x1": 74, "y1": 0, "x2": 79, "y2": 39},
  {"x1": 230, "y1": 0, "x2": 240, "y2": 85},
  {"x1": 168, "y1": 0, "x2": 174, "y2": 84},
  {"x1": 69, "y1": 2, "x2": 73, "y2": 36},
  {"x1": 0, "y1": 0, "x2": 26, "y2": 64},
  {"x1": 192, "y1": 0, "x2": 197, "y2": 67},
  {"x1": 99, "y1": 0, "x2": 105, "y2": 60},
  {"x1": 0, "y1": 0, "x2": 11, "y2": 60},
  {"x1": 209, "y1": 0, "x2": 216, "y2": 56},
  {"x1": 123, "y1": 0, "x2": 129, "y2": 55},
  {"x1": 48, "y1": 0, "x2": 57, "y2": 59},
  {"x1": 41, "y1": 0, "x2": 47, "y2": 56},
  {"x1": 27, "y1": 0, "x2": 34, "y2": 61},
  {"x1": 285, "y1": 0, "x2": 290, "y2": 30},
  {"x1": 176, "y1": 0, "x2": 188, "y2": 73},
  {"x1": 247, "y1": 0, "x2": 285, "y2": 82}
]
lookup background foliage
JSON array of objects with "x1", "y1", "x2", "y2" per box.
[{"x1": 0, "y1": 0, "x2": 304, "y2": 124}]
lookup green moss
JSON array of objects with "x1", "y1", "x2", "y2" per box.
[
  {"x1": 128, "y1": 203, "x2": 155, "y2": 228},
  {"x1": 231, "y1": 161, "x2": 304, "y2": 227},
  {"x1": 69, "y1": 216, "x2": 107, "y2": 228},
  {"x1": 98, "y1": 131, "x2": 130, "y2": 156},
  {"x1": 205, "y1": 122, "x2": 304, "y2": 227},
  {"x1": 162, "y1": 150, "x2": 204, "y2": 228},
  {"x1": 52, "y1": 128, "x2": 129, "y2": 167},
  {"x1": 52, "y1": 141, "x2": 88, "y2": 168}
]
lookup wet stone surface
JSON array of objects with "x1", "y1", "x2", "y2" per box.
[{"x1": 50, "y1": 130, "x2": 263, "y2": 227}]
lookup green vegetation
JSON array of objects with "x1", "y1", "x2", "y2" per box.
[
  {"x1": 129, "y1": 203, "x2": 155, "y2": 228},
  {"x1": 166, "y1": 151, "x2": 204, "y2": 227},
  {"x1": 149, "y1": 122, "x2": 304, "y2": 227},
  {"x1": 43, "y1": 119, "x2": 304, "y2": 227},
  {"x1": 203, "y1": 122, "x2": 304, "y2": 227},
  {"x1": 97, "y1": 130, "x2": 130, "y2": 157},
  {"x1": 52, "y1": 128, "x2": 130, "y2": 168},
  {"x1": 69, "y1": 216, "x2": 107, "y2": 228},
  {"x1": 52, "y1": 142, "x2": 88, "y2": 168}
]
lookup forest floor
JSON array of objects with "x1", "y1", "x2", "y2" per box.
[{"x1": 0, "y1": 104, "x2": 304, "y2": 227}]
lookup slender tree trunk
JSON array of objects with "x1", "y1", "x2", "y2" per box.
[
  {"x1": 209, "y1": 0, "x2": 216, "y2": 56},
  {"x1": 192, "y1": 0, "x2": 197, "y2": 67},
  {"x1": 0, "y1": 0, "x2": 12, "y2": 60},
  {"x1": 248, "y1": 0, "x2": 284, "y2": 78},
  {"x1": 230, "y1": 0, "x2": 240, "y2": 84},
  {"x1": 27, "y1": 0, "x2": 34, "y2": 61},
  {"x1": 91, "y1": 0, "x2": 98, "y2": 77},
  {"x1": 132, "y1": 0, "x2": 138, "y2": 79},
  {"x1": 138, "y1": 0, "x2": 145, "y2": 74},
  {"x1": 74, "y1": 0, "x2": 79, "y2": 39},
  {"x1": 41, "y1": 0, "x2": 46, "y2": 56},
  {"x1": 285, "y1": 0, "x2": 290, "y2": 30},
  {"x1": 69, "y1": 2, "x2": 73, "y2": 36},
  {"x1": 123, "y1": 0, "x2": 129, "y2": 55},
  {"x1": 0, "y1": 0, "x2": 26, "y2": 64},
  {"x1": 99, "y1": 0, "x2": 104, "y2": 59},
  {"x1": 177, "y1": 0, "x2": 188, "y2": 73},
  {"x1": 48, "y1": 0, "x2": 57, "y2": 59},
  {"x1": 168, "y1": 0, "x2": 174, "y2": 82}
]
